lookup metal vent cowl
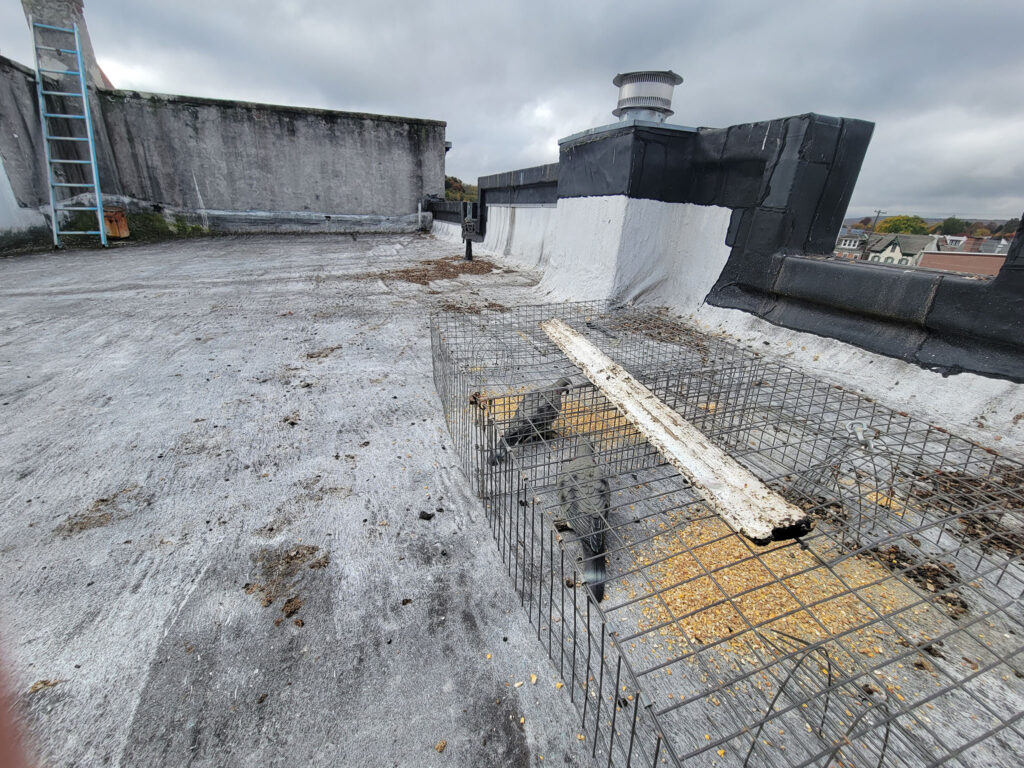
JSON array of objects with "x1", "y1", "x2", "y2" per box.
[{"x1": 612, "y1": 70, "x2": 683, "y2": 123}]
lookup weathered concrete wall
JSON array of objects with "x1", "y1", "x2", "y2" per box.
[
  {"x1": 1, "y1": 155, "x2": 50, "y2": 250},
  {"x1": 21, "y1": 0, "x2": 111, "y2": 88},
  {"x1": 96, "y1": 90, "x2": 446, "y2": 221},
  {"x1": 0, "y1": 56, "x2": 51, "y2": 250},
  {"x1": 1, "y1": 54, "x2": 446, "y2": 244},
  {"x1": 0, "y1": 55, "x2": 47, "y2": 208}
]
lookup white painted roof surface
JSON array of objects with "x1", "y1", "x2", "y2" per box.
[{"x1": 0, "y1": 234, "x2": 591, "y2": 767}]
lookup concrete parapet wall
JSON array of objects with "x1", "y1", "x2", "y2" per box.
[
  {"x1": 195, "y1": 209, "x2": 430, "y2": 235},
  {"x1": 96, "y1": 90, "x2": 445, "y2": 218},
  {"x1": 0, "y1": 52, "x2": 446, "y2": 245},
  {"x1": 431, "y1": 218, "x2": 463, "y2": 245},
  {"x1": 1, "y1": 155, "x2": 50, "y2": 251},
  {"x1": 480, "y1": 204, "x2": 558, "y2": 270},
  {"x1": 0, "y1": 56, "x2": 48, "y2": 209},
  {"x1": 0, "y1": 57, "x2": 51, "y2": 250},
  {"x1": 430, "y1": 205, "x2": 556, "y2": 270}
]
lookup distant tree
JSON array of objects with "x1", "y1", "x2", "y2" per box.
[
  {"x1": 857, "y1": 216, "x2": 873, "y2": 229},
  {"x1": 445, "y1": 175, "x2": 464, "y2": 200},
  {"x1": 876, "y1": 215, "x2": 929, "y2": 235},
  {"x1": 445, "y1": 175, "x2": 478, "y2": 202},
  {"x1": 973, "y1": 227, "x2": 992, "y2": 237},
  {"x1": 939, "y1": 217, "x2": 967, "y2": 235},
  {"x1": 996, "y1": 217, "x2": 1020, "y2": 236}
]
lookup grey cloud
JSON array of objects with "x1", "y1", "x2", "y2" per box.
[{"x1": 3, "y1": 0, "x2": 1022, "y2": 218}]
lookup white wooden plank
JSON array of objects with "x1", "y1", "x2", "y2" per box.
[{"x1": 541, "y1": 318, "x2": 811, "y2": 544}]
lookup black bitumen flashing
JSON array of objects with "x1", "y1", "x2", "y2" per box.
[
  {"x1": 713, "y1": 253, "x2": 1024, "y2": 383},
  {"x1": 478, "y1": 164, "x2": 559, "y2": 231},
  {"x1": 478, "y1": 163, "x2": 559, "y2": 191},
  {"x1": 475, "y1": 114, "x2": 1023, "y2": 383}
]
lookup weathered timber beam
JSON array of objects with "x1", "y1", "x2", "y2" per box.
[{"x1": 540, "y1": 318, "x2": 811, "y2": 544}]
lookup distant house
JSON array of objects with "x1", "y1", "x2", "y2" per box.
[
  {"x1": 834, "y1": 230, "x2": 868, "y2": 259},
  {"x1": 979, "y1": 238, "x2": 1011, "y2": 254},
  {"x1": 834, "y1": 230, "x2": 1010, "y2": 274},
  {"x1": 929, "y1": 235, "x2": 1010, "y2": 255},
  {"x1": 916, "y1": 235, "x2": 1010, "y2": 276},
  {"x1": 939, "y1": 235, "x2": 969, "y2": 251},
  {"x1": 862, "y1": 233, "x2": 937, "y2": 266},
  {"x1": 833, "y1": 231, "x2": 937, "y2": 265}
]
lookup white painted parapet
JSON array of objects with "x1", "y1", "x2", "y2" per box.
[
  {"x1": 539, "y1": 196, "x2": 733, "y2": 314},
  {"x1": 432, "y1": 204, "x2": 559, "y2": 269},
  {"x1": 480, "y1": 204, "x2": 558, "y2": 269}
]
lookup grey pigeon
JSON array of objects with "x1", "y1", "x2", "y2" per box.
[
  {"x1": 488, "y1": 377, "x2": 572, "y2": 465},
  {"x1": 556, "y1": 441, "x2": 609, "y2": 603}
]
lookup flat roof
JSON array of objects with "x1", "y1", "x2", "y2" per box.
[{"x1": 0, "y1": 234, "x2": 580, "y2": 766}]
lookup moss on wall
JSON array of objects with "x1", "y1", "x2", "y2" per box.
[{"x1": 60, "y1": 210, "x2": 210, "y2": 247}]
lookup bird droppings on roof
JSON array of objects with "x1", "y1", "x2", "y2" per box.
[
  {"x1": 0, "y1": 233, "x2": 590, "y2": 768},
  {"x1": 353, "y1": 255, "x2": 503, "y2": 285}
]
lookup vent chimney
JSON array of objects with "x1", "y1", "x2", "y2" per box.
[{"x1": 612, "y1": 70, "x2": 683, "y2": 123}]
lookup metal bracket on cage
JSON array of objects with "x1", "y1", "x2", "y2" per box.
[{"x1": 846, "y1": 420, "x2": 875, "y2": 452}]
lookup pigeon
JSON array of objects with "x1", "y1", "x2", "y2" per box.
[
  {"x1": 556, "y1": 441, "x2": 609, "y2": 603},
  {"x1": 488, "y1": 377, "x2": 572, "y2": 465}
]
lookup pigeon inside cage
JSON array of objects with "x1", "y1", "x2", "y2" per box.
[{"x1": 430, "y1": 302, "x2": 1024, "y2": 768}]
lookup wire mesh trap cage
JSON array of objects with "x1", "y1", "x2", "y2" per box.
[{"x1": 430, "y1": 301, "x2": 1024, "y2": 768}]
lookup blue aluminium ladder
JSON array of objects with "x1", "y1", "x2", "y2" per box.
[{"x1": 29, "y1": 18, "x2": 107, "y2": 247}]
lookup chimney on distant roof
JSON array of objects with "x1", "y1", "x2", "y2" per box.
[{"x1": 612, "y1": 71, "x2": 683, "y2": 123}]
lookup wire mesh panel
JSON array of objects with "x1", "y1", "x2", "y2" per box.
[{"x1": 431, "y1": 302, "x2": 1024, "y2": 767}]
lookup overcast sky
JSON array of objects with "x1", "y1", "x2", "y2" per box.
[{"x1": 3, "y1": 0, "x2": 1022, "y2": 219}]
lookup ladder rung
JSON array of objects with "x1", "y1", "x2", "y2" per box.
[
  {"x1": 33, "y1": 20, "x2": 107, "y2": 248},
  {"x1": 33, "y1": 22, "x2": 75, "y2": 33}
]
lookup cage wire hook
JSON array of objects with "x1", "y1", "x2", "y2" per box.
[
  {"x1": 823, "y1": 690, "x2": 895, "y2": 768},
  {"x1": 743, "y1": 630, "x2": 838, "y2": 767}
]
